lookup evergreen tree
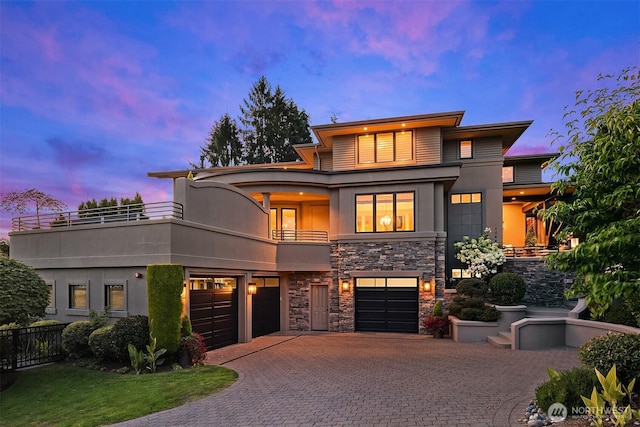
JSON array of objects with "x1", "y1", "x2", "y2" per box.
[
  {"x1": 238, "y1": 76, "x2": 312, "y2": 164},
  {"x1": 196, "y1": 113, "x2": 242, "y2": 168}
]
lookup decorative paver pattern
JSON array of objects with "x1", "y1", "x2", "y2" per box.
[{"x1": 110, "y1": 332, "x2": 580, "y2": 427}]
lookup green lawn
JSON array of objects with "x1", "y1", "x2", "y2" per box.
[{"x1": 0, "y1": 363, "x2": 238, "y2": 427}]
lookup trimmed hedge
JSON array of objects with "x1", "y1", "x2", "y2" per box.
[
  {"x1": 147, "y1": 264, "x2": 183, "y2": 353},
  {"x1": 456, "y1": 278, "x2": 488, "y2": 297},
  {"x1": 489, "y1": 272, "x2": 526, "y2": 305},
  {"x1": 578, "y1": 333, "x2": 640, "y2": 384},
  {"x1": 110, "y1": 315, "x2": 149, "y2": 362},
  {"x1": 88, "y1": 325, "x2": 114, "y2": 361}
]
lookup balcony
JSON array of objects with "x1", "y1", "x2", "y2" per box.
[
  {"x1": 271, "y1": 229, "x2": 329, "y2": 242},
  {"x1": 503, "y1": 246, "x2": 565, "y2": 258},
  {"x1": 11, "y1": 202, "x2": 183, "y2": 232}
]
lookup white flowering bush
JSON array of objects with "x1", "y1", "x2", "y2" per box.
[{"x1": 454, "y1": 228, "x2": 506, "y2": 280}]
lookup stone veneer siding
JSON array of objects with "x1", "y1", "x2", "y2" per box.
[
  {"x1": 287, "y1": 271, "x2": 333, "y2": 331},
  {"x1": 503, "y1": 258, "x2": 575, "y2": 307},
  {"x1": 329, "y1": 239, "x2": 447, "y2": 334}
]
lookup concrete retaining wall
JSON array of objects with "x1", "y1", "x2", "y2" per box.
[{"x1": 511, "y1": 318, "x2": 640, "y2": 350}]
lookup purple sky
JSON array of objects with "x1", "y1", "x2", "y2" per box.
[{"x1": 1, "y1": 1, "x2": 638, "y2": 238}]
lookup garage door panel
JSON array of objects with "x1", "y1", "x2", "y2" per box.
[
  {"x1": 252, "y1": 286, "x2": 280, "y2": 338},
  {"x1": 189, "y1": 288, "x2": 238, "y2": 350},
  {"x1": 355, "y1": 280, "x2": 418, "y2": 333}
]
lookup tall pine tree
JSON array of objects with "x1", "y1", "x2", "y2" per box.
[{"x1": 196, "y1": 113, "x2": 242, "y2": 168}]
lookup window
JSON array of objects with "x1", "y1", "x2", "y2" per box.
[
  {"x1": 451, "y1": 193, "x2": 482, "y2": 204},
  {"x1": 355, "y1": 277, "x2": 418, "y2": 287},
  {"x1": 357, "y1": 131, "x2": 413, "y2": 164},
  {"x1": 69, "y1": 283, "x2": 88, "y2": 309},
  {"x1": 356, "y1": 192, "x2": 414, "y2": 233},
  {"x1": 46, "y1": 283, "x2": 54, "y2": 307},
  {"x1": 105, "y1": 284, "x2": 125, "y2": 311},
  {"x1": 281, "y1": 208, "x2": 297, "y2": 240},
  {"x1": 451, "y1": 268, "x2": 472, "y2": 279},
  {"x1": 270, "y1": 208, "x2": 277, "y2": 235},
  {"x1": 460, "y1": 140, "x2": 473, "y2": 159},
  {"x1": 502, "y1": 166, "x2": 514, "y2": 183}
]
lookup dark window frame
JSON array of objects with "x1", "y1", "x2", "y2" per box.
[
  {"x1": 355, "y1": 191, "x2": 415, "y2": 233},
  {"x1": 357, "y1": 130, "x2": 414, "y2": 164}
]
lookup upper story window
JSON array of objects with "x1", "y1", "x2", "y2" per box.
[
  {"x1": 460, "y1": 140, "x2": 473, "y2": 159},
  {"x1": 451, "y1": 192, "x2": 482, "y2": 204},
  {"x1": 356, "y1": 192, "x2": 414, "y2": 233},
  {"x1": 357, "y1": 130, "x2": 413, "y2": 165},
  {"x1": 502, "y1": 166, "x2": 514, "y2": 183}
]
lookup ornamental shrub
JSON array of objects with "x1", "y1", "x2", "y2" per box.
[
  {"x1": 459, "y1": 308, "x2": 484, "y2": 321},
  {"x1": 489, "y1": 272, "x2": 526, "y2": 305},
  {"x1": 0, "y1": 257, "x2": 49, "y2": 325},
  {"x1": 147, "y1": 264, "x2": 183, "y2": 354},
  {"x1": 432, "y1": 300, "x2": 444, "y2": 317},
  {"x1": 110, "y1": 315, "x2": 149, "y2": 362},
  {"x1": 61, "y1": 310, "x2": 108, "y2": 359},
  {"x1": 180, "y1": 332, "x2": 208, "y2": 366},
  {"x1": 29, "y1": 320, "x2": 61, "y2": 327},
  {"x1": 578, "y1": 333, "x2": 640, "y2": 384},
  {"x1": 453, "y1": 228, "x2": 506, "y2": 280},
  {"x1": 180, "y1": 315, "x2": 193, "y2": 338},
  {"x1": 604, "y1": 299, "x2": 640, "y2": 328},
  {"x1": 535, "y1": 366, "x2": 598, "y2": 412},
  {"x1": 62, "y1": 321, "x2": 94, "y2": 359},
  {"x1": 479, "y1": 306, "x2": 500, "y2": 322},
  {"x1": 456, "y1": 278, "x2": 488, "y2": 298},
  {"x1": 88, "y1": 325, "x2": 114, "y2": 361}
]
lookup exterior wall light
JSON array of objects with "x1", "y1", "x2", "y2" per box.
[
  {"x1": 135, "y1": 272, "x2": 143, "y2": 279},
  {"x1": 341, "y1": 280, "x2": 350, "y2": 293},
  {"x1": 248, "y1": 283, "x2": 257, "y2": 295},
  {"x1": 423, "y1": 277, "x2": 435, "y2": 292}
]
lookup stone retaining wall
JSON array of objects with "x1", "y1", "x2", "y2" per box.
[{"x1": 503, "y1": 258, "x2": 575, "y2": 307}]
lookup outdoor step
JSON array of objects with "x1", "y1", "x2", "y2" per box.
[
  {"x1": 487, "y1": 334, "x2": 511, "y2": 349},
  {"x1": 498, "y1": 331, "x2": 512, "y2": 341}
]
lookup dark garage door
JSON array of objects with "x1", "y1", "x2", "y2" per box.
[
  {"x1": 190, "y1": 288, "x2": 238, "y2": 350},
  {"x1": 355, "y1": 277, "x2": 418, "y2": 333},
  {"x1": 252, "y1": 278, "x2": 280, "y2": 338}
]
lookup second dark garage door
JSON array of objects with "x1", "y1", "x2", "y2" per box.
[
  {"x1": 355, "y1": 277, "x2": 419, "y2": 333},
  {"x1": 252, "y1": 277, "x2": 280, "y2": 338}
]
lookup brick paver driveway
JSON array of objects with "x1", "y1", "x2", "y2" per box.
[{"x1": 111, "y1": 332, "x2": 580, "y2": 427}]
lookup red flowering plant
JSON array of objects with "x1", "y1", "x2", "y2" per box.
[
  {"x1": 180, "y1": 332, "x2": 208, "y2": 366},
  {"x1": 423, "y1": 300, "x2": 450, "y2": 336}
]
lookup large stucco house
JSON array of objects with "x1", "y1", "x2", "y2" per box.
[{"x1": 10, "y1": 111, "x2": 560, "y2": 350}]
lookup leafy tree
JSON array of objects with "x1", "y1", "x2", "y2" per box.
[
  {"x1": 1, "y1": 188, "x2": 67, "y2": 228},
  {"x1": 544, "y1": 67, "x2": 640, "y2": 317},
  {"x1": 195, "y1": 113, "x2": 242, "y2": 168},
  {"x1": 0, "y1": 238, "x2": 8, "y2": 257},
  {"x1": 238, "y1": 76, "x2": 312, "y2": 164},
  {"x1": 0, "y1": 257, "x2": 49, "y2": 325}
]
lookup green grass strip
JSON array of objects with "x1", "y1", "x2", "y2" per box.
[{"x1": 0, "y1": 364, "x2": 237, "y2": 427}]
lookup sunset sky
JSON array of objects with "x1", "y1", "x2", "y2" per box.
[{"x1": 1, "y1": 1, "x2": 638, "y2": 238}]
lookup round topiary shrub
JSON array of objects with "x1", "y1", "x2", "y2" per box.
[
  {"x1": 489, "y1": 272, "x2": 526, "y2": 305},
  {"x1": 88, "y1": 325, "x2": 114, "y2": 361},
  {"x1": 479, "y1": 306, "x2": 500, "y2": 322},
  {"x1": 535, "y1": 366, "x2": 598, "y2": 413},
  {"x1": 456, "y1": 278, "x2": 488, "y2": 298},
  {"x1": 0, "y1": 257, "x2": 49, "y2": 325},
  {"x1": 62, "y1": 321, "x2": 95, "y2": 359},
  {"x1": 578, "y1": 333, "x2": 640, "y2": 384},
  {"x1": 110, "y1": 315, "x2": 149, "y2": 362}
]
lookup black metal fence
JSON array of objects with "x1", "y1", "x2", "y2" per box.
[{"x1": 1, "y1": 323, "x2": 68, "y2": 371}]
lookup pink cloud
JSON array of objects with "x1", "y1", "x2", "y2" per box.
[{"x1": 0, "y1": 3, "x2": 205, "y2": 145}]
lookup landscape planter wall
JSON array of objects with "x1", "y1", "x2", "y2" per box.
[
  {"x1": 511, "y1": 317, "x2": 640, "y2": 350},
  {"x1": 495, "y1": 305, "x2": 527, "y2": 333},
  {"x1": 450, "y1": 316, "x2": 498, "y2": 343}
]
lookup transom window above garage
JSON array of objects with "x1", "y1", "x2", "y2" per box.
[{"x1": 356, "y1": 192, "x2": 415, "y2": 233}]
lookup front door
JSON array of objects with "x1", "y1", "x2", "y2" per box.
[{"x1": 311, "y1": 285, "x2": 329, "y2": 331}]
